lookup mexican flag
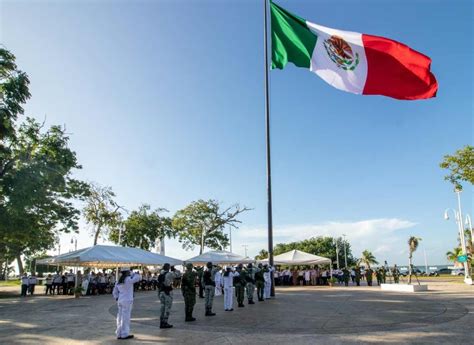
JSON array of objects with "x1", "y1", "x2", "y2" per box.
[{"x1": 271, "y1": 1, "x2": 438, "y2": 100}]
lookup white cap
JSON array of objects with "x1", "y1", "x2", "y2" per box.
[{"x1": 120, "y1": 267, "x2": 131, "y2": 272}]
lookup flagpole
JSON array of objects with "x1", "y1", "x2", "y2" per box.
[{"x1": 263, "y1": 0, "x2": 275, "y2": 297}]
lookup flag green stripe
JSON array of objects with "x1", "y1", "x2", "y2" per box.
[{"x1": 271, "y1": 1, "x2": 317, "y2": 69}]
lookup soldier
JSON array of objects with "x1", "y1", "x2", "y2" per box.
[
  {"x1": 366, "y1": 267, "x2": 373, "y2": 286},
  {"x1": 20, "y1": 273, "x2": 29, "y2": 297},
  {"x1": 113, "y1": 267, "x2": 141, "y2": 340},
  {"x1": 181, "y1": 263, "x2": 197, "y2": 322},
  {"x1": 255, "y1": 263, "x2": 265, "y2": 302},
  {"x1": 202, "y1": 261, "x2": 218, "y2": 316},
  {"x1": 375, "y1": 268, "x2": 382, "y2": 285},
  {"x1": 381, "y1": 267, "x2": 387, "y2": 284},
  {"x1": 158, "y1": 263, "x2": 175, "y2": 328},
  {"x1": 234, "y1": 264, "x2": 246, "y2": 307},
  {"x1": 354, "y1": 267, "x2": 361, "y2": 286},
  {"x1": 392, "y1": 264, "x2": 400, "y2": 284},
  {"x1": 245, "y1": 263, "x2": 256, "y2": 304},
  {"x1": 342, "y1": 267, "x2": 350, "y2": 286},
  {"x1": 196, "y1": 266, "x2": 204, "y2": 298}
]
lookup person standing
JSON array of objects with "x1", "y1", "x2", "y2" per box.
[
  {"x1": 20, "y1": 273, "x2": 29, "y2": 297},
  {"x1": 158, "y1": 263, "x2": 175, "y2": 328},
  {"x1": 392, "y1": 265, "x2": 400, "y2": 284},
  {"x1": 234, "y1": 264, "x2": 246, "y2": 308},
  {"x1": 112, "y1": 267, "x2": 141, "y2": 340},
  {"x1": 181, "y1": 263, "x2": 197, "y2": 322},
  {"x1": 196, "y1": 266, "x2": 204, "y2": 298},
  {"x1": 263, "y1": 265, "x2": 274, "y2": 299},
  {"x1": 366, "y1": 268, "x2": 373, "y2": 286},
  {"x1": 255, "y1": 264, "x2": 265, "y2": 302},
  {"x1": 202, "y1": 262, "x2": 218, "y2": 316},
  {"x1": 342, "y1": 268, "x2": 350, "y2": 287},
  {"x1": 28, "y1": 272, "x2": 37, "y2": 295},
  {"x1": 45, "y1": 274, "x2": 53, "y2": 295},
  {"x1": 222, "y1": 267, "x2": 235, "y2": 311},
  {"x1": 375, "y1": 268, "x2": 382, "y2": 285},
  {"x1": 245, "y1": 263, "x2": 256, "y2": 304},
  {"x1": 66, "y1": 269, "x2": 75, "y2": 295},
  {"x1": 354, "y1": 267, "x2": 361, "y2": 286},
  {"x1": 381, "y1": 267, "x2": 387, "y2": 284}
]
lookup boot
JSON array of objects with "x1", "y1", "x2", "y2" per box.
[
  {"x1": 185, "y1": 312, "x2": 196, "y2": 322},
  {"x1": 160, "y1": 319, "x2": 173, "y2": 329},
  {"x1": 205, "y1": 308, "x2": 216, "y2": 316},
  {"x1": 238, "y1": 303, "x2": 245, "y2": 307},
  {"x1": 248, "y1": 300, "x2": 255, "y2": 305}
]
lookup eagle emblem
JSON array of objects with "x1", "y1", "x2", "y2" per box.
[{"x1": 323, "y1": 35, "x2": 359, "y2": 71}]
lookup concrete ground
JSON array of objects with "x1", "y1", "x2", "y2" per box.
[{"x1": 0, "y1": 281, "x2": 472, "y2": 344}]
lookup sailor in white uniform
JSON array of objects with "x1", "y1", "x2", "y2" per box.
[
  {"x1": 263, "y1": 265, "x2": 274, "y2": 299},
  {"x1": 221, "y1": 267, "x2": 235, "y2": 311},
  {"x1": 112, "y1": 267, "x2": 141, "y2": 340}
]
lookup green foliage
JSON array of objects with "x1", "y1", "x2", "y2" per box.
[
  {"x1": 109, "y1": 204, "x2": 174, "y2": 251},
  {"x1": 0, "y1": 117, "x2": 89, "y2": 274},
  {"x1": 358, "y1": 250, "x2": 378, "y2": 269},
  {"x1": 446, "y1": 247, "x2": 463, "y2": 263},
  {"x1": 408, "y1": 236, "x2": 421, "y2": 258},
  {"x1": 255, "y1": 249, "x2": 268, "y2": 260},
  {"x1": 172, "y1": 199, "x2": 250, "y2": 254},
  {"x1": 265, "y1": 236, "x2": 356, "y2": 267},
  {"x1": 0, "y1": 47, "x2": 31, "y2": 141},
  {"x1": 83, "y1": 183, "x2": 122, "y2": 245},
  {"x1": 440, "y1": 145, "x2": 474, "y2": 190}
]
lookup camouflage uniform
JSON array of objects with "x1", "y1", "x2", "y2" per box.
[
  {"x1": 234, "y1": 266, "x2": 246, "y2": 307},
  {"x1": 255, "y1": 265, "x2": 265, "y2": 302},
  {"x1": 354, "y1": 267, "x2": 361, "y2": 286},
  {"x1": 181, "y1": 263, "x2": 197, "y2": 322},
  {"x1": 245, "y1": 264, "x2": 256, "y2": 304},
  {"x1": 202, "y1": 263, "x2": 218, "y2": 316},
  {"x1": 381, "y1": 267, "x2": 387, "y2": 284},
  {"x1": 342, "y1": 268, "x2": 350, "y2": 286},
  {"x1": 375, "y1": 269, "x2": 382, "y2": 285},
  {"x1": 196, "y1": 267, "x2": 204, "y2": 298},
  {"x1": 392, "y1": 265, "x2": 400, "y2": 284},
  {"x1": 366, "y1": 268, "x2": 373, "y2": 286},
  {"x1": 159, "y1": 267, "x2": 175, "y2": 328}
]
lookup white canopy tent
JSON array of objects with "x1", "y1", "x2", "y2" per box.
[
  {"x1": 259, "y1": 249, "x2": 331, "y2": 266},
  {"x1": 36, "y1": 245, "x2": 182, "y2": 268},
  {"x1": 185, "y1": 250, "x2": 254, "y2": 266}
]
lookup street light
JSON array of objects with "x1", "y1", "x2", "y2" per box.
[
  {"x1": 342, "y1": 234, "x2": 348, "y2": 268},
  {"x1": 242, "y1": 244, "x2": 248, "y2": 258},
  {"x1": 70, "y1": 236, "x2": 78, "y2": 252},
  {"x1": 444, "y1": 188, "x2": 473, "y2": 285},
  {"x1": 333, "y1": 238, "x2": 340, "y2": 270}
]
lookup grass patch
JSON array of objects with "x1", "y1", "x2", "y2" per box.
[{"x1": 0, "y1": 280, "x2": 20, "y2": 287}]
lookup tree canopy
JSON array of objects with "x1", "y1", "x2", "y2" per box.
[
  {"x1": 109, "y1": 204, "x2": 174, "y2": 251},
  {"x1": 440, "y1": 145, "x2": 474, "y2": 190},
  {"x1": 172, "y1": 199, "x2": 250, "y2": 254}
]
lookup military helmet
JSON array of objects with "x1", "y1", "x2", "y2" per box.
[{"x1": 186, "y1": 263, "x2": 193, "y2": 270}]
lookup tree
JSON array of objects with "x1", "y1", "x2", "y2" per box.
[
  {"x1": 358, "y1": 250, "x2": 379, "y2": 269},
  {"x1": 0, "y1": 118, "x2": 89, "y2": 274},
  {"x1": 83, "y1": 183, "x2": 122, "y2": 246},
  {"x1": 446, "y1": 247, "x2": 463, "y2": 264},
  {"x1": 440, "y1": 145, "x2": 474, "y2": 190},
  {"x1": 172, "y1": 199, "x2": 250, "y2": 254},
  {"x1": 255, "y1": 249, "x2": 268, "y2": 260},
  {"x1": 261, "y1": 236, "x2": 357, "y2": 268},
  {"x1": 408, "y1": 236, "x2": 421, "y2": 284},
  {"x1": 109, "y1": 204, "x2": 175, "y2": 251}
]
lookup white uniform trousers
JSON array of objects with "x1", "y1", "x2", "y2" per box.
[
  {"x1": 264, "y1": 281, "x2": 271, "y2": 299},
  {"x1": 116, "y1": 300, "x2": 133, "y2": 338},
  {"x1": 224, "y1": 287, "x2": 233, "y2": 310}
]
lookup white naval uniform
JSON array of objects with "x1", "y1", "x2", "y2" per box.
[
  {"x1": 112, "y1": 273, "x2": 141, "y2": 339},
  {"x1": 221, "y1": 272, "x2": 235, "y2": 310},
  {"x1": 263, "y1": 267, "x2": 274, "y2": 299}
]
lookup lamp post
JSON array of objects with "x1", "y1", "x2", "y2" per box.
[
  {"x1": 465, "y1": 214, "x2": 473, "y2": 249},
  {"x1": 342, "y1": 234, "x2": 348, "y2": 268},
  {"x1": 242, "y1": 244, "x2": 248, "y2": 258},
  {"x1": 333, "y1": 238, "x2": 340, "y2": 270},
  {"x1": 70, "y1": 236, "x2": 78, "y2": 252},
  {"x1": 444, "y1": 188, "x2": 472, "y2": 285}
]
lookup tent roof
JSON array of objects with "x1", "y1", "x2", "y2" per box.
[
  {"x1": 260, "y1": 249, "x2": 331, "y2": 266},
  {"x1": 185, "y1": 250, "x2": 254, "y2": 265},
  {"x1": 36, "y1": 245, "x2": 182, "y2": 268}
]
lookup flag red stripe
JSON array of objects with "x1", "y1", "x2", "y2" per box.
[{"x1": 362, "y1": 34, "x2": 438, "y2": 100}]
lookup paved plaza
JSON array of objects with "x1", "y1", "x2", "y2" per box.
[{"x1": 0, "y1": 281, "x2": 472, "y2": 344}]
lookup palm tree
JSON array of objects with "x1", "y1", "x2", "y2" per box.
[
  {"x1": 446, "y1": 247, "x2": 463, "y2": 263},
  {"x1": 408, "y1": 236, "x2": 421, "y2": 284},
  {"x1": 358, "y1": 250, "x2": 379, "y2": 269}
]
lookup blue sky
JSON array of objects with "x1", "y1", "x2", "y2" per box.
[{"x1": 1, "y1": 0, "x2": 472, "y2": 266}]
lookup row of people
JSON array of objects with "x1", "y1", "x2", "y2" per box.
[{"x1": 113, "y1": 262, "x2": 275, "y2": 339}]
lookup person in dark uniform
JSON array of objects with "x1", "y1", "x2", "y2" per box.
[
  {"x1": 354, "y1": 267, "x2": 361, "y2": 286},
  {"x1": 366, "y1": 268, "x2": 373, "y2": 286},
  {"x1": 234, "y1": 264, "x2": 246, "y2": 308},
  {"x1": 181, "y1": 263, "x2": 197, "y2": 322},
  {"x1": 255, "y1": 263, "x2": 265, "y2": 302},
  {"x1": 342, "y1": 268, "x2": 350, "y2": 286}
]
